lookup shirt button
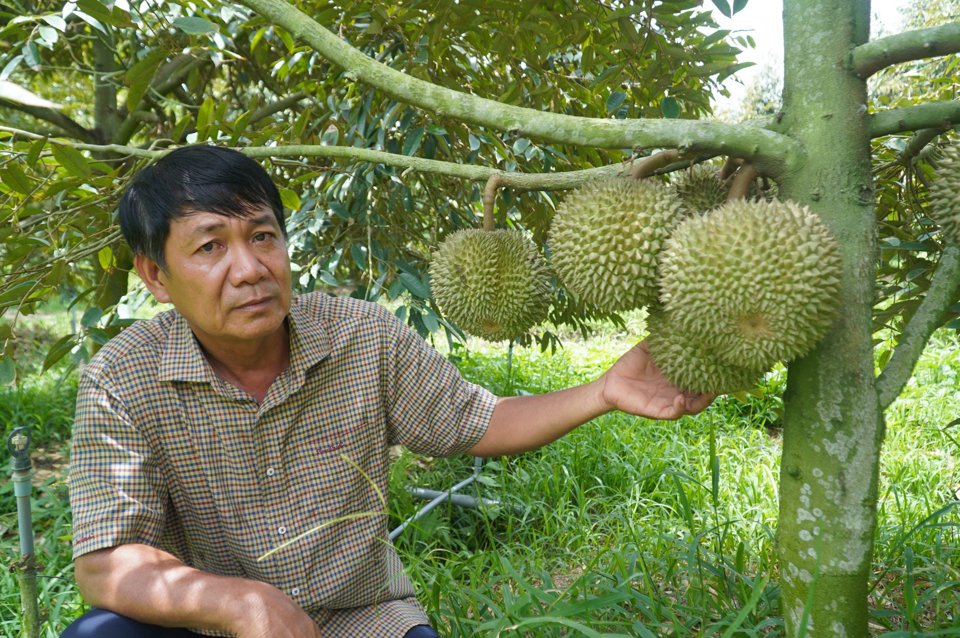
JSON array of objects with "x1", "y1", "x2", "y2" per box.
[
  {"x1": 277, "y1": 526, "x2": 287, "y2": 535},
  {"x1": 266, "y1": 467, "x2": 276, "y2": 477},
  {"x1": 290, "y1": 587, "x2": 301, "y2": 596}
]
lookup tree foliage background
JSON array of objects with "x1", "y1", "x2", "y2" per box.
[{"x1": 0, "y1": 0, "x2": 754, "y2": 379}]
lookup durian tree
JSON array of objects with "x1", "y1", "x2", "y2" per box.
[{"x1": 2, "y1": 1, "x2": 960, "y2": 636}]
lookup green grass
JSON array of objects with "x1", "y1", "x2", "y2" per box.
[{"x1": 1, "y1": 325, "x2": 958, "y2": 637}]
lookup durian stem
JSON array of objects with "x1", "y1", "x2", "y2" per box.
[
  {"x1": 629, "y1": 149, "x2": 680, "y2": 180},
  {"x1": 719, "y1": 156, "x2": 741, "y2": 180},
  {"x1": 482, "y1": 172, "x2": 503, "y2": 231},
  {"x1": 727, "y1": 164, "x2": 759, "y2": 201}
]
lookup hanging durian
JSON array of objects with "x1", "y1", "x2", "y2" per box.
[
  {"x1": 927, "y1": 141, "x2": 960, "y2": 244},
  {"x1": 646, "y1": 309, "x2": 766, "y2": 395},
  {"x1": 429, "y1": 228, "x2": 551, "y2": 342},
  {"x1": 549, "y1": 178, "x2": 687, "y2": 312},
  {"x1": 671, "y1": 164, "x2": 729, "y2": 214},
  {"x1": 658, "y1": 198, "x2": 842, "y2": 370}
]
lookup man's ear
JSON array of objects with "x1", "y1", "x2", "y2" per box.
[{"x1": 134, "y1": 254, "x2": 172, "y2": 303}]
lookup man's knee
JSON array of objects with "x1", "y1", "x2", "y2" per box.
[{"x1": 61, "y1": 608, "x2": 200, "y2": 638}]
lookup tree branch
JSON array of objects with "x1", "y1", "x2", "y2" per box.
[
  {"x1": 897, "y1": 128, "x2": 942, "y2": 166},
  {"x1": 93, "y1": 30, "x2": 123, "y2": 144},
  {"x1": 235, "y1": 0, "x2": 801, "y2": 175},
  {"x1": 0, "y1": 100, "x2": 94, "y2": 142},
  {"x1": 851, "y1": 23, "x2": 960, "y2": 78},
  {"x1": 727, "y1": 164, "x2": 759, "y2": 200},
  {"x1": 629, "y1": 149, "x2": 680, "y2": 179},
  {"x1": 869, "y1": 100, "x2": 960, "y2": 138},
  {"x1": 876, "y1": 245, "x2": 960, "y2": 410},
  {"x1": 481, "y1": 173, "x2": 502, "y2": 231},
  {"x1": 114, "y1": 56, "x2": 208, "y2": 146},
  {"x1": 0, "y1": 126, "x2": 635, "y2": 190},
  {"x1": 152, "y1": 55, "x2": 204, "y2": 96},
  {"x1": 249, "y1": 92, "x2": 309, "y2": 125}
]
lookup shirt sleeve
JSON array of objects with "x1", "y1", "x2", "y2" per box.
[
  {"x1": 69, "y1": 368, "x2": 167, "y2": 559},
  {"x1": 383, "y1": 312, "x2": 497, "y2": 456}
]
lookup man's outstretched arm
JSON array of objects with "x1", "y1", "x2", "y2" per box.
[
  {"x1": 74, "y1": 544, "x2": 321, "y2": 638},
  {"x1": 468, "y1": 341, "x2": 713, "y2": 458}
]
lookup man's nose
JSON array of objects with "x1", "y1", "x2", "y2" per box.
[{"x1": 228, "y1": 243, "x2": 268, "y2": 285}]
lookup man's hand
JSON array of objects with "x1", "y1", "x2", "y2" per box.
[
  {"x1": 230, "y1": 582, "x2": 322, "y2": 638},
  {"x1": 469, "y1": 340, "x2": 714, "y2": 458},
  {"x1": 598, "y1": 340, "x2": 714, "y2": 420},
  {"x1": 75, "y1": 544, "x2": 322, "y2": 638}
]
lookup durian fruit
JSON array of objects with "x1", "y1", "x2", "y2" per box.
[
  {"x1": 671, "y1": 164, "x2": 729, "y2": 214},
  {"x1": 429, "y1": 228, "x2": 551, "y2": 342},
  {"x1": 549, "y1": 178, "x2": 687, "y2": 312},
  {"x1": 646, "y1": 309, "x2": 766, "y2": 395},
  {"x1": 658, "y1": 198, "x2": 842, "y2": 370},
  {"x1": 927, "y1": 142, "x2": 960, "y2": 244}
]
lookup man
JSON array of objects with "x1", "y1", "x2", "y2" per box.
[{"x1": 64, "y1": 145, "x2": 712, "y2": 638}]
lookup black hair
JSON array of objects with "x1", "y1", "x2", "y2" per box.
[{"x1": 118, "y1": 145, "x2": 286, "y2": 269}]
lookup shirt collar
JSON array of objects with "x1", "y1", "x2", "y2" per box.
[
  {"x1": 158, "y1": 311, "x2": 216, "y2": 383},
  {"x1": 157, "y1": 297, "x2": 331, "y2": 384},
  {"x1": 287, "y1": 296, "x2": 330, "y2": 376}
]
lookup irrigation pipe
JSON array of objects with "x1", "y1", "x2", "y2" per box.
[{"x1": 7, "y1": 426, "x2": 39, "y2": 638}]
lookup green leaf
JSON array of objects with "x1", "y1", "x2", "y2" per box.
[
  {"x1": 711, "y1": 0, "x2": 733, "y2": 17},
  {"x1": 87, "y1": 327, "x2": 112, "y2": 345},
  {"x1": 41, "y1": 14, "x2": 67, "y2": 31},
  {"x1": 125, "y1": 48, "x2": 168, "y2": 111},
  {"x1": 402, "y1": 127, "x2": 425, "y2": 156},
  {"x1": 1, "y1": 163, "x2": 32, "y2": 195},
  {"x1": 0, "y1": 280, "x2": 38, "y2": 308},
  {"x1": 321, "y1": 125, "x2": 340, "y2": 146},
  {"x1": 661, "y1": 96, "x2": 681, "y2": 118},
  {"x1": 605, "y1": 90, "x2": 627, "y2": 114},
  {"x1": 98, "y1": 246, "x2": 113, "y2": 269},
  {"x1": 38, "y1": 25, "x2": 59, "y2": 46},
  {"x1": 196, "y1": 96, "x2": 215, "y2": 137},
  {"x1": 51, "y1": 144, "x2": 91, "y2": 178},
  {"x1": 0, "y1": 355, "x2": 16, "y2": 386},
  {"x1": 732, "y1": 0, "x2": 749, "y2": 14},
  {"x1": 43, "y1": 334, "x2": 77, "y2": 372},
  {"x1": 73, "y1": 10, "x2": 107, "y2": 34},
  {"x1": 422, "y1": 307, "x2": 439, "y2": 333},
  {"x1": 23, "y1": 42, "x2": 41, "y2": 69},
  {"x1": 280, "y1": 188, "x2": 301, "y2": 212},
  {"x1": 702, "y1": 29, "x2": 731, "y2": 47},
  {"x1": 172, "y1": 16, "x2": 217, "y2": 35},
  {"x1": 26, "y1": 138, "x2": 45, "y2": 167},
  {"x1": 77, "y1": 0, "x2": 116, "y2": 25},
  {"x1": 399, "y1": 271, "x2": 429, "y2": 298},
  {"x1": 80, "y1": 307, "x2": 103, "y2": 328}
]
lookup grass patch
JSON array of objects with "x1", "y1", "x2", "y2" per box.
[{"x1": 1, "y1": 325, "x2": 958, "y2": 636}]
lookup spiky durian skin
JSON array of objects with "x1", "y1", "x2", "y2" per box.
[
  {"x1": 658, "y1": 199, "x2": 842, "y2": 370},
  {"x1": 671, "y1": 164, "x2": 729, "y2": 214},
  {"x1": 548, "y1": 178, "x2": 686, "y2": 312},
  {"x1": 646, "y1": 309, "x2": 765, "y2": 395},
  {"x1": 928, "y1": 142, "x2": 960, "y2": 244},
  {"x1": 429, "y1": 229, "x2": 551, "y2": 342}
]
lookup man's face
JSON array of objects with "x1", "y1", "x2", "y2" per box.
[{"x1": 135, "y1": 208, "x2": 292, "y2": 348}]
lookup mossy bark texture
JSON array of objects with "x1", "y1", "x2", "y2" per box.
[{"x1": 778, "y1": 2, "x2": 882, "y2": 637}]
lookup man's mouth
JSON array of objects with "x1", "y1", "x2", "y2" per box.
[{"x1": 236, "y1": 296, "x2": 272, "y2": 310}]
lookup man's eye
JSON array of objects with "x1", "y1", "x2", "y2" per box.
[
  {"x1": 199, "y1": 242, "x2": 216, "y2": 253},
  {"x1": 253, "y1": 232, "x2": 271, "y2": 242}
]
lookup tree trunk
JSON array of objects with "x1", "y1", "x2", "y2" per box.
[{"x1": 777, "y1": 1, "x2": 883, "y2": 637}]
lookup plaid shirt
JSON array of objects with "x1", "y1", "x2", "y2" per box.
[{"x1": 69, "y1": 292, "x2": 496, "y2": 637}]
